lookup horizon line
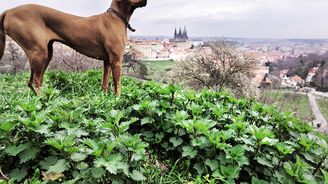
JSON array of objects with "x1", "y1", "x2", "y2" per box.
[{"x1": 130, "y1": 35, "x2": 328, "y2": 41}]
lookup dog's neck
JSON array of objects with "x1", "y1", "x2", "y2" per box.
[{"x1": 110, "y1": 1, "x2": 135, "y2": 22}]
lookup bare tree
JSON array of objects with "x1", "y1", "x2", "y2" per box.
[
  {"x1": 62, "y1": 51, "x2": 86, "y2": 72},
  {"x1": 123, "y1": 45, "x2": 148, "y2": 79},
  {"x1": 172, "y1": 40, "x2": 259, "y2": 97},
  {"x1": 312, "y1": 60, "x2": 328, "y2": 92},
  {"x1": 0, "y1": 38, "x2": 28, "y2": 74},
  {"x1": 49, "y1": 44, "x2": 101, "y2": 71}
]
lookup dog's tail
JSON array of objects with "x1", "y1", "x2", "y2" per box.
[{"x1": 0, "y1": 12, "x2": 7, "y2": 60}]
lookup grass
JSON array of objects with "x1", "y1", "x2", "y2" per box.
[
  {"x1": 140, "y1": 60, "x2": 174, "y2": 81},
  {"x1": 316, "y1": 97, "x2": 328, "y2": 121},
  {"x1": 260, "y1": 90, "x2": 314, "y2": 123}
]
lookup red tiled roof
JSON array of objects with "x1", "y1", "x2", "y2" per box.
[{"x1": 291, "y1": 75, "x2": 304, "y2": 82}]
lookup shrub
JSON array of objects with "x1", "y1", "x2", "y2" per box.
[{"x1": 0, "y1": 71, "x2": 327, "y2": 183}]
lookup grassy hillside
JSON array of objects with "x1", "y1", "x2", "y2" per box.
[
  {"x1": 0, "y1": 71, "x2": 327, "y2": 183},
  {"x1": 260, "y1": 90, "x2": 314, "y2": 123},
  {"x1": 140, "y1": 60, "x2": 174, "y2": 81},
  {"x1": 317, "y1": 97, "x2": 328, "y2": 122}
]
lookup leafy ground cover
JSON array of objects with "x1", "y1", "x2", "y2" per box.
[
  {"x1": 259, "y1": 90, "x2": 315, "y2": 123},
  {"x1": 0, "y1": 71, "x2": 327, "y2": 183}
]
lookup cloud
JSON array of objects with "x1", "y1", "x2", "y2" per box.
[{"x1": 0, "y1": 0, "x2": 327, "y2": 38}]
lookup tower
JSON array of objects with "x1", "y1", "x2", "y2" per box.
[
  {"x1": 183, "y1": 26, "x2": 188, "y2": 40},
  {"x1": 178, "y1": 27, "x2": 182, "y2": 39},
  {"x1": 172, "y1": 26, "x2": 189, "y2": 42},
  {"x1": 174, "y1": 28, "x2": 177, "y2": 39}
]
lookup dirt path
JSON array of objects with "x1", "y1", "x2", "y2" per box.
[
  {"x1": 314, "y1": 91, "x2": 328, "y2": 98},
  {"x1": 308, "y1": 93, "x2": 328, "y2": 133}
]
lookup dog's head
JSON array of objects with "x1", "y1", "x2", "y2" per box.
[
  {"x1": 129, "y1": 0, "x2": 147, "y2": 8},
  {"x1": 114, "y1": 0, "x2": 147, "y2": 8},
  {"x1": 111, "y1": 0, "x2": 147, "y2": 16}
]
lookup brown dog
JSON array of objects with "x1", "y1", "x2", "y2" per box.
[{"x1": 0, "y1": 0, "x2": 147, "y2": 96}]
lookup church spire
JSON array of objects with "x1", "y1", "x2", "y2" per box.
[
  {"x1": 172, "y1": 26, "x2": 189, "y2": 42},
  {"x1": 174, "y1": 28, "x2": 177, "y2": 39},
  {"x1": 178, "y1": 27, "x2": 182, "y2": 38},
  {"x1": 183, "y1": 26, "x2": 188, "y2": 40}
]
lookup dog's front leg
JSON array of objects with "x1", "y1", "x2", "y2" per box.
[
  {"x1": 109, "y1": 55, "x2": 123, "y2": 96},
  {"x1": 102, "y1": 60, "x2": 111, "y2": 93}
]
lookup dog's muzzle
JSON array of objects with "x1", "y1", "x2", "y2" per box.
[{"x1": 140, "y1": 0, "x2": 147, "y2": 7}]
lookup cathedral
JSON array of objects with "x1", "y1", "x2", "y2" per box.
[{"x1": 172, "y1": 26, "x2": 189, "y2": 42}]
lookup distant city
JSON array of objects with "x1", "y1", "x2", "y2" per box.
[
  {"x1": 129, "y1": 27, "x2": 328, "y2": 91},
  {"x1": 130, "y1": 27, "x2": 328, "y2": 63}
]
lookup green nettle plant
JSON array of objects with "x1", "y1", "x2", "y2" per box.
[{"x1": 0, "y1": 71, "x2": 327, "y2": 183}]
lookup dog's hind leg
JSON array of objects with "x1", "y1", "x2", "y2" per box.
[
  {"x1": 40, "y1": 41, "x2": 54, "y2": 85},
  {"x1": 26, "y1": 48, "x2": 48, "y2": 96}
]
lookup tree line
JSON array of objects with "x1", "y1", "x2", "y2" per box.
[{"x1": 267, "y1": 52, "x2": 328, "y2": 91}]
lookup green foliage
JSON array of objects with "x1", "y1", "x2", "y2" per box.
[{"x1": 0, "y1": 71, "x2": 327, "y2": 183}]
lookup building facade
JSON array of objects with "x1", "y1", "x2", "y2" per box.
[{"x1": 172, "y1": 26, "x2": 189, "y2": 42}]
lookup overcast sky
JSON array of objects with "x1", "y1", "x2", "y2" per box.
[{"x1": 0, "y1": 0, "x2": 328, "y2": 39}]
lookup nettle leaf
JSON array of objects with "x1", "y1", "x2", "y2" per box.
[
  {"x1": 45, "y1": 138, "x2": 63, "y2": 150},
  {"x1": 35, "y1": 124, "x2": 51, "y2": 135},
  {"x1": 39, "y1": 156, "x2": 58, "y2": 170},
  {"x1": 76, "y1": 162, "x2": 88, "y2": 170},
  {"x1": 220, "y1": 130, "x2": 234, "y2": 142},
  {"x1": 9, "y1": 168, "x2": 28, "y2": 182},
  {"x1": 276, "y1": 143, "x2": 295, "y2": 155},
  {"x1": 82, "y1": 138, "x2": 98, "y2": 150},
  {"x1": 91, "y1": 167, "x2": 105, "y2": 179},
  {"x1": 260, "y1": 137, "x2": 279, "y2": 146},
  {"x1": 190, "y1": 103, "x2": 203, "y2": 115},
  {"x1": 182, "y1": 146, "x2": 198, "y2": 158},
  {"x1": 141, "y1": 117, "x2": 153, "y2": 125},
  {"x1": 48, "y1": 159, "x2": 69, "y2": 173},
  {"x1": 169, "y1": 137, "x2": 183, "y2": 147},
  {"x1": 132, "y1": 104, "x2": 141, "y2": 111},
  {"x1": 119, "y1": 117, "x2": 139, "y2": 132},
  {"x1": 174, "y1": 110, "x2": 189, "y2": 122},
  {"x1": 130, "y1": 170, "x2": 146, "y2": 181},
  {"x1": 249, "y1": 126, "x2": 274, "y2": 141},
  {"x1": 193, "y1": 163, "x2": 205, "y2": 175},
  {"x1": 205, "y1": 159, "x2": 219, "y2": 171},
  {"x1": 251, "y1": 176, "x2": 270, "y2": 184},
  {"x1": 94, "y1": 154, "x2": 128, "y2": 175},
  {"x1": 94, "y1": 158, "x2": 107, "y2": 168},
  {"x1": 256, "y1": 156, "x2": 274, "y2": 168},
  {"x1": 225, "y1": 145, "x2": 249, "y2": 166},
  {"x1": 0, "y1": 116, "x2": 19, "y2": 132},
  {"x1": 191, "y1": 136, "x2": 211, "y2": 149},
  {"x1": 214, "y1": 164, "x2": 240, "y2": 180},
  {"x1": 131, "y1": 150, "x2": 145, "y2": 161},
  {"x1": 19, "y1": 147, "x2": 39, "y2": 163},
  {"x1": 155, "y1": 132, "x2": 165, "y2": 142},
  {"x1": 5, "y1": 143, "x2": 30, "y2": 156},
  {"x1": 321, "y1": 169, "x2": 328, "y2": 183},
  {"x1": 141, "y1": 131, "x2": 154, "y2": 139},
  {"x1": 299, "y1": 134, "x2": 314, "y2": 151},
  {"x1": 71, "y1": 153, "x2": 87, "y2": 162},
  {"x1": 283, "y1": 162, "x2": 295, "y2": 177},
  {"x1": 73, "y1": 129, "x2": 89, "y2": 138},
  {"x1": 83, "y1": 138, "x2": 103, "y2": 156}
]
